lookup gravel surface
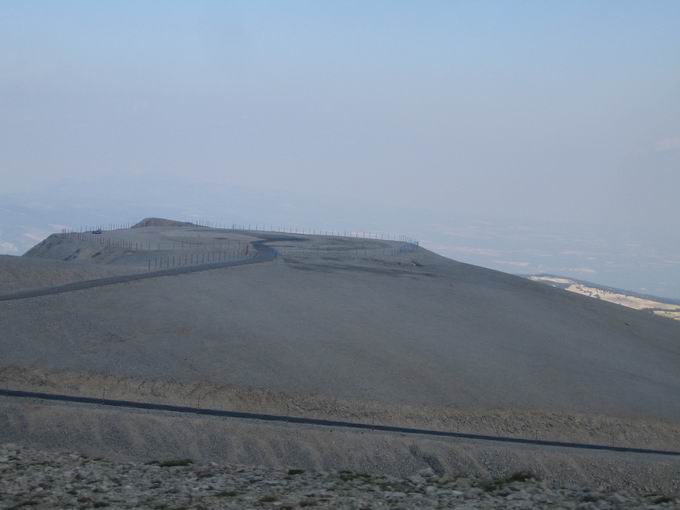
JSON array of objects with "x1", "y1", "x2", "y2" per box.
[
  {"x1": 4, "y1": 225, "x2": 680, "y2": 506},
  {"x1": 5, "y1": 226, "x2": 680, "y2": 422},
  {"x1": 4, "y1": 365, "x2": 680, "y2": 453},
  {"x1": 0, "y1": 256, "x2": 138, "y2": 294},
  {"x1": 1, "y1": 443, "x2": 678, "y2": 510},
  {"x1": 4, "y1": 243, "x2": 680, "y2": 422}
]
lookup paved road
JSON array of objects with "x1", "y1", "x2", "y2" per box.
[
  {"x1": 1, "y1": 388, "x2": 678, "y2": 457},
  {"x1": 0, "y1": 239, "x2": 281, "y2": 302}
]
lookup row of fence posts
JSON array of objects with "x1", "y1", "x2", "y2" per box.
[
  {"x1": 57, "y1": 220, "x2": 419, "y2": 270},
  {"x1": 60, "y1": 221, "x2": 419, "y2": 247},
  {"x1": 226, "y1": 223, "x2": 419, "y2": 245},
  {"x1": 60, "y1": 223, "x2": 134, "y2": 234},
  {"x1": 147, "y1": 246, "x2": 249, "y2": 272},
  {"x1": 279, "y1": 240, "x2": 417, "y2": 260},
  {"x1": 61, "y1": 232, "x2": 247, "y2": 253}
]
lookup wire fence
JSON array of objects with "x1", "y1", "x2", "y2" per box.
[
  {"x1": 60, "y1": 231, "x2": 248, "y2": 253},
  {"x1": 57, "y1": 229, "x2": 252, "y2": 272},
  {"x1": 221, "y1": 223, "x2": 418, "y2": 245},
  {"x1": 56, "y1": 220, "x2": 419, "y2": 271},
  {"x1": 275, "y1": 242, "x2": 419, "y2": 260},
  {"x1": 146, "y1": 247, "x2": 251, "y2": 272},
  {"x1": 59, "y1": 221, "x2": 419, "y2": 247}
]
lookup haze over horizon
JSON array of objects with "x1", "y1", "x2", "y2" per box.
[{"x1": 1, "y1": 1, "x2": 679, "y2": 298}]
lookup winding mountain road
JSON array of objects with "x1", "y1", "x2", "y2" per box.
[{"x1": 0, "y1": 238, "x2": 282, "y2": 302}]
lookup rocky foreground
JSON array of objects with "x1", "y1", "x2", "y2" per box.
[{"x1": 1, "y1": 444, "x2": 678, "y2": 509}]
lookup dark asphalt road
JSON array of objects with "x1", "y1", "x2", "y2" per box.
[
  {"x1": 1, "y1": 388, "x2": 678, "y2": 457},
  {"x1": 0, "y1": 239, "x2": 278, "y2": 302}
]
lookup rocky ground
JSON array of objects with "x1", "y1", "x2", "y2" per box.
[{"x1": 1, "y1": 444, "x2": 678, "y2": 509}]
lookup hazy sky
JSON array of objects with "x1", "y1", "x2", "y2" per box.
[{"x1": 1, "y1": 1, "x2": 679, "y2": 296}]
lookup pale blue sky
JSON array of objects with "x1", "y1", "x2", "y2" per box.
[{"x1": 1, "y1": 1, "x2": 679, "y2": 296}]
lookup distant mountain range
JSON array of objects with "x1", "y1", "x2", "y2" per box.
[{"x1": 526, "y1": 274, "x2": 680, "y2": 322}]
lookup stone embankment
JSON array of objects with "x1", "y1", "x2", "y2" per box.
[{"x1": 1, "y1": 443, "x2": 677, "y2": 509}]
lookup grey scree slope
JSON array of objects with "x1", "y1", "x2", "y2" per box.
[
  {"x1": 1, "y1": 224, "x2": 680, "y2": 491},
  {"x1": 2, "y1": 226, "x2": 679, "y2": 419}
]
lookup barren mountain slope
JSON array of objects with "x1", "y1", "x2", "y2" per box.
[
  {"x1": 0, "y1": 255, "x2": 137, "y2": 293},
  {"x1": 2, "y1": 226, "x2": 680, "y2": 490},
  {"x1": 3, "y1": 227, "x2": 679, "y2": 420}
]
